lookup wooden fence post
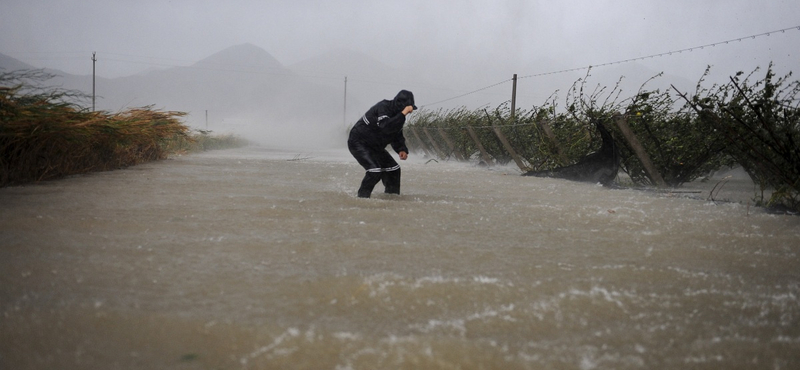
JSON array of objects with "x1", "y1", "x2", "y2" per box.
[
  {"x1": 539, "y1": 120, "x2": 569, "y2": 165},
  {"x1": 492, "y1": 125, "x2": 528, "y2": 171},
  {"x1": 613, "y1": 114, "x2": 666, "y2": 186},
  {"x1": 465, "y1": 126, "x2": 494, "y2": 166},
  {"x1": 510, "y1": 73, "x2": 517, "y2": 119},
  {"x1": 437, "y1": 128, "x2": 465, "y2": 161},
  {"x1": 404, "y1": 128, "x2": 422, "y2": 153},
  {"x1": 422, "y1": 127, "x2": 448, "y2": 159},
  {"x1": 408, "y1": 127, "x2": 433, "y2": 158}
]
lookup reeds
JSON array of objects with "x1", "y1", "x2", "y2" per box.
[
  {"x1": 163, "y1": 129, "x2": 250, "y2": 153},
  {"x1": 1, "y1": 71, "x2": 192, "y2": 186}
]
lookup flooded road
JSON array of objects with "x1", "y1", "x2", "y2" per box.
[{"x1": 1, "y1": 146, "x2": 799, "y2": 369}]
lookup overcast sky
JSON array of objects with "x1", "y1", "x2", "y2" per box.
[{"x1": 2, "y1": 0, "x2": 799, "y2": 108}]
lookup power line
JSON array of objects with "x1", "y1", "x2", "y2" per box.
[
  {"x1": 419, "y1": 78, "x2": 513, "y2": 109},
  {"x1": 519, "y1": 25, "x2": 800, "y2": 80},
  {"x1": 419, "y1": 25, "x2": 800, "y2": 108}
]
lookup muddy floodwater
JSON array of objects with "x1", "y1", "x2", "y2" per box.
[{"x1": 1, "y1": 146, "x2": 799, "y2": 369}]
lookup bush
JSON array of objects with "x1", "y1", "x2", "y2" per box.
[
  {"x1": 676, "y1": 64, "x2": 800, "y2": 211},
  {"x1": 407, "y1": 66, "x2": 800, "y2": 212},
  {"x1": 163, "y1": 129, "x2": 249, "y2": 153},
  {"x1": 1, "y1": 70, "x2": 189, "y2": 186}
]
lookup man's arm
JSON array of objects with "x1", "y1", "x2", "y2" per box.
[{"x1": 377, "y1": 105, "x2": 414, "y2": 134}]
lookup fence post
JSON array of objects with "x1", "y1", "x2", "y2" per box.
[
  {"x1": 539, "y1": 120, "x2": 569, "y2": 165},
  {"x1": 465, "y1": 126, "x2": 494, "y2": 166},
  {"x1": 437, "y1": 128, "x2": 465, "y2": 161},
  {"x1": 492, "y1": 125, "x2": 528, "y2": 171},
  {"x1": 510, "y1": 73, "x2": 517, "y2": 119},
  {"x1": 423, "y1": 127, "x2": 448, "y2": 159},
  {"x1": 408, "y1": 127, "x2": 433, "y2": 158},
  {"x1": 613, "y1": 114, "x2": 666, "y2": 186},
  {"x1": 404, "y1": 127, "x2": 421, "y2": 152}
]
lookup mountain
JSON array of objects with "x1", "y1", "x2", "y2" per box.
[
  {"x1": 287, "y1": 48, "x2": 475, "y2": 119},
  {"x1": 193, "y1": 43, "x2": 285, "y2": 73},
  {"x1": 116, "y1": 44, "x2": 348, "y2": 149},
  {"x1": 0, "y1": 52, "x2": 36, "y2": 72}
]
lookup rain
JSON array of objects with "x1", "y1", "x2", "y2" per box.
[{"x1": 2, "y1": 1, "x2": 800, "y2": 369}]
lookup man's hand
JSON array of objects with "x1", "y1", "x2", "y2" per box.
[
  {"x1": 402, "y1": 105, "x2": 414, "y2": 115},
  {"x1": 399, "y1": 151, "x2": 408, "y2": 160}
]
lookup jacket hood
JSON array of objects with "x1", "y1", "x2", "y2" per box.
[{"x1": 392, "y1": 90, "x2": 418, "y2": 111}]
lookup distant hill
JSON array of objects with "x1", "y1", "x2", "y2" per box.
[
  {"x1": 287, "y1": 48, "x2": 487, "y2": 119},
  {"x1": 0, "y1": 52, "x2": 36, "y2": 72},
  {"x1": 193, "y1": 43, "x2": 286, "y2": 73}
]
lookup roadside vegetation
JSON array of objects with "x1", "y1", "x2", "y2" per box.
[
  {"x1": 0, "y1": 70, "x2": 247, "y2": 187},
  {"x1": 407, "y1": 65, "x2": 800, "y2": 213}
]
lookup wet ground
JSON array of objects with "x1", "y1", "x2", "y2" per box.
[{"x1": 1, "y1": 146, "x2": 799, "y2": 369}]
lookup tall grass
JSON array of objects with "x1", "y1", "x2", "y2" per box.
[
  {"x1": 0, "y1": 70, "x2": 244, "y2": 187},
  {"x1": 164, "y1": 129, "x2": 250, "y2": 153}
]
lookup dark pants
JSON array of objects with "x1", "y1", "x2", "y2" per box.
[{"x1": 348, "y1": 140, "x2": 401, "y2": 198}]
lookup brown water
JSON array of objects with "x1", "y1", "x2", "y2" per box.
[{"x1": 1, "y1": 146, "x2": 799, "y2": 370}]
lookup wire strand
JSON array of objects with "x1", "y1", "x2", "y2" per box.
[
  {"x1": 419, "y1": 25, "x2": 800, "y2": 107},
  {"x1": 419, "y1": 79, "x2": 513, "y2": 108},
  {"x1": 519, "y1": 25, "x2": 800, "y2": 80}
]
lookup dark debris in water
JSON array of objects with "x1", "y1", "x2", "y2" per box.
[{"x1": 180, "y1": 353, "x2": 199, "y2": 362}]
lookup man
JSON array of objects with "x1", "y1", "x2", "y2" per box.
[{"x1": 347, "y1": 90, "x2": 417, "y2": 198}]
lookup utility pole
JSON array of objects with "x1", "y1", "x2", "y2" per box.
[
  {"x1": 92, "y1": 52, "x2": 97, "y2": 111},
  {"x1": 510, "y1": 73, "x2": 517, "y2": 120},
  {"x1": 343, "y1": 76, "x2": 348, "y2": 129},
  {"x1": 205, "y1": 110, "x2": 208, "y2": 130}
]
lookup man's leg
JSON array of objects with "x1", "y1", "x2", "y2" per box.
[
  {"x1": 348, "y1": 140, "x2": 402, "y2": 197},
  {"x1": 349, "y1": 140, "x2": 382, "y2": 198},
  {"x1": 358, "y1": 171, "x2": 383, "y2": 198},
  {"x1": 371, "y1": 149, "x2": 400, "y2": 194},
  {"x1": 382, "y1": 168, "x2": 401, "y2": 194}
]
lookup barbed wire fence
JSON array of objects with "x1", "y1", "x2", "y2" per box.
[{"x1": 401, "y1": 25, "x2": 800, "y2": 182}]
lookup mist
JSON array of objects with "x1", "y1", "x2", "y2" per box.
[{"x1": 2, "y1": 0, "x2": 799, "y2": 150}]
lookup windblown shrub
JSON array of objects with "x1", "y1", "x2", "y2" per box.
[
  {"x1": 0, "y1": 70, "x2": 190, "y2": 186},
  {"x1": 162, "y1": 129, "x2": 250, "y2": 153},
  {"x1": 409, "y1": 66, "x2": 799, "y2": 212},
  {"x1": 677, "y1": 65, "x2": 800, "y2": 211},
  {"x1": 612, "y1": 74, "x2": 734, "y2": 186}
]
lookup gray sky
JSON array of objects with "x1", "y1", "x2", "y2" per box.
[{"x1": 2, "y1": 0, "x2": 799, "y2": 108}]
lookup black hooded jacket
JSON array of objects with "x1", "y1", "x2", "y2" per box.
[{"x1": 348, "y1": 90, "x2": 416, "y2": 153}]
